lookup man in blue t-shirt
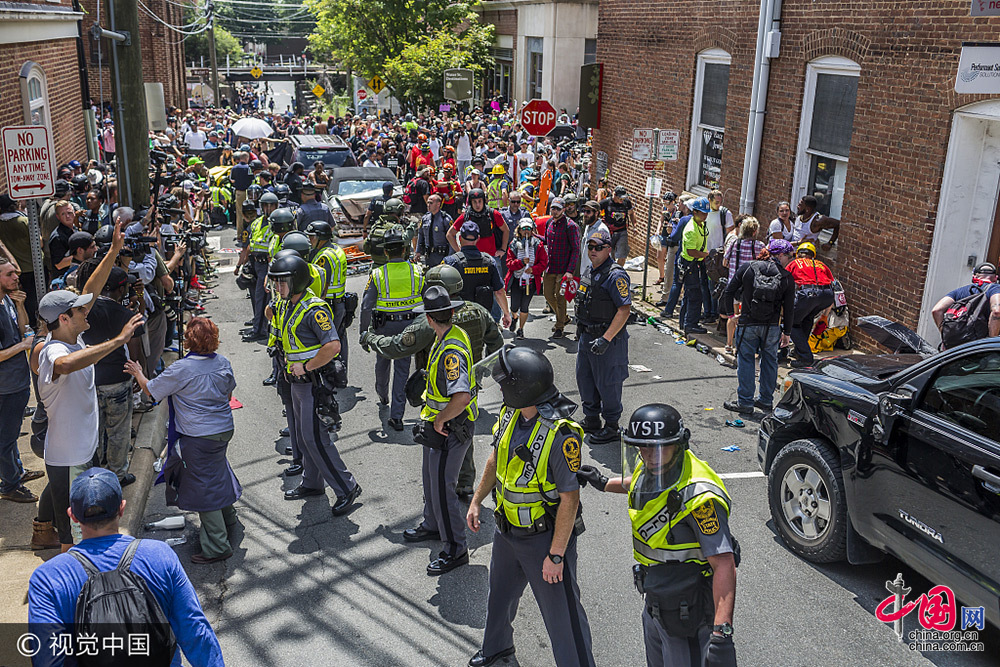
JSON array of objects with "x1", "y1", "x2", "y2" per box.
[
  {"x1": 28, "y1": 468, "x2": 224, "y2": 667},
  {"x1": 932, "y1": 262, "x2": 1000, "y2": 340}
]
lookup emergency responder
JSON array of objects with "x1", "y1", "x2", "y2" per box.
[
  {"x1": 364, "y1": 198, "x2": 415, "y2": 267},
  {"x1": 363, "y1": 181, "x2": 395, "y2": 237},
  {"x1": 786, "y1": 241, "x2": 835, "y2": 368},
  {"x1": 486, "y1": 163, "x2": 510, "y2": 210},
  {"x1": 276, "y1": 232, "x2": 326, "y2": 299},
  {"x1": 415, "y1": 193, "x2": 453, "y2": 268},
  {"x1": 239, "y1": 192, "x2": 279, "y2": 343},
  {"x1": 360, "y1": 228, "x2": 424, "y2": 431},
  {"x1": 403, "y1": 285, "x2": 478, "y2": 575},
  {"x1": 306, "y1": 221, "x2": 349, "y2": 369},
  {"x1": 274, "y1": 183, "x2": 294, "y2": 209},
  {"x1": 466, "y1": 346, "x2": 595, "y2": 667},
  {"x1": 361, "y1": 264, "x2": 502, "y2": 496},
  {"x1": 443, "y1": 222, "x2": 512, "y2": 328},
  {"x1": 269, "y1": 254, "x2": 362, "y2": 515},
  {"x1": 576, "y1": 228, "x2": 632, "y2": 444},
  {"x1": 577, "y1": 403, "x2": 737, "y2": 667},
  {"x1": 266, "y1": 207, "x2": 297, "y2": 261},
  {"x1": 208, "y1": 179, "x2": 231, "y2": 231}
]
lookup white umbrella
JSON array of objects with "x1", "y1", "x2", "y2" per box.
[{"x1": 231, "y1": 117, "x2": 273, "y2": 140}]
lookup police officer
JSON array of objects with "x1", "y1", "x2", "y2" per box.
[
  {"x1": 306, "y1": 221, "x2": 350, "y2": 368},
  {"x1": 264, "y1": 270, "x2": 303, "y2": 474},
  {"x1": 276, "y1": 233, "x2": 326, "y2": 299},
  {"x1": 364, "y1": 198, "x2": 414, "y2": 267},
  {"x1": 363, "y1": 181, "x2": 395, "y2": 237},
  {"x1": 415, "y1": 193, "x2": 453, "y2": 268},
  {"x1": 266, "y1": 207, "x2": 297, "y2": 261},
  {"x1": 296, "y1": 182, "x2": 335, "y2": 231},
  {"x1": 575, "y1": 228, "x2": 632, "y2": 444},
  {"x1": 576, "y1": 404, "x2": 737, "y2": 667},
  {"x1": 361, "y1": 264, "x2": 502, "y2": 496},
  {"x1": 403, "y1": 285, "x2": 478, "y2": 575},
  {"x1": 466, "y1": 346, "x2": 595, "y2": 667},
  {"x1": 240, "y1": 192, "x2": 279, "y2": 343},
  {"x1": 268, "y1": 254, "x2": 362, "y2": 515},
  {"x1": 443, "y1": 222, "x2": 512, "y2": 328},
  {"x1": 274, "y1": 183, "x2": 296, "y2": 211},
  {"x1": 360, "y1": 228, "x2": 424, "y2": 431}
]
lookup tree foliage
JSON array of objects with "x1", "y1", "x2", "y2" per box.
[{"x1": 185, "y1": 24, "x2": 244, "y2": 64}]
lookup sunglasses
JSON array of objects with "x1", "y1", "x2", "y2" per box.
[{"x1": 587, "y1": 243, "x2": 609, "y2": 251}]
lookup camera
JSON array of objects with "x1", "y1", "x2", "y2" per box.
[{"x1": 161, "y1": 232, "x2": 204, "y2": 255}]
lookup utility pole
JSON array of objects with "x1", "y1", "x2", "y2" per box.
[
  {"x1": 207, "y1": 1, "x2": 220, "y2": 106},
  {"x1": 106, "y1": 0, "x2": 149, "y2": 208}
]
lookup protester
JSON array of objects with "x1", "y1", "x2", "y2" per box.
[
  {"x1": 505, "y1": 218, "x2": 547, "y2": 338},
  {"x1": 541, "y1": 198, "x2": 580, "y2": 338},
  {"x1": 769, "y1": 201, "x2": 796, "y2": 240},
  {"x1": 722, "y1": 217, "x2": 765, "y2": 353}
]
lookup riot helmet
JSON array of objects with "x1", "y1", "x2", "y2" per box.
[
  {"x1": 305, "y1": 221, "x2": 334, "y2": 240},
  {"x1": 383, "y1": 198, "x2": 405, "y2": 216},
  {"x1": 93, "y1": 224, "x2": 114, "y2": 248},
  {"x1": 267, "y1": 253, "x2": 311, "y2": 295},
  {"x1": 268, "y1": 207, "x2": 296, "y2": 235},
  {"x1": 424, "y1": 264, "x2": 464, "y2": 296},
  {"x1": 246, "y1": 183, "x2": 263, "y2": 204},
  {"x1": 622, "y1": 403, "x2": 690, "y2": 495},
  {"x1": 486, "y1": 345, "x2": 559, "y2": 409},
  {"x1": 467, "y1": 188, "x2": 486, "y2": 203},
  {"x1": 381, "y1": 226, "x2": 406, "y2": 250},
  {"x1": 274, "y1": 183, "x2": 291, "y2": 201},
  {"x1": 279, "y1": 231, "x2": 312, "y2": 258}
]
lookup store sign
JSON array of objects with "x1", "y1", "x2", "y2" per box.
[
  {"x1": 632, "y1": 129, "x2": 654, "y2": 160},
  {"x1": 971, "y1": 0, "x2": 1000, "y2": 16},
  {"x1": 699, "y1": 128, "x2": 724, "y2": 190},
  {"x1": 956, "y1": 44, "x2": 1000, "y2": 93}
]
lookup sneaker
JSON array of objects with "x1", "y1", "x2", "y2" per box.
[
  {"x1": 722, "y1": 400, "x2": 754, "y2": 416},
  {"x1": 684, "y1": 326, "x2": 708, "y2": 335},
  {"x1": 551, "y1": 329, "x2": 565, "y2": 339},
  {"x1": 790, "y1": 359, "x2": 812, "y2": 369},
  {"x1": 1, "y1": 485, "x2": 37, "y2": 503},
  {"x1": 515, "y1": 329, "x2": 525, "y2": 339}
]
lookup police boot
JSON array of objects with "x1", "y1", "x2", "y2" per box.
[
  {"x1": 580, "y1": 415, "x2": 601, "y2": 434},
  {"x1": 590, "y1": 421, "x2": 621, "y2": 445}
]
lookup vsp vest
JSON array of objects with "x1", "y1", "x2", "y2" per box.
[
  {"x1": 268, "y1": 297, "x2": 287, "y2": 347},
  {"x1": 577, "y1": 260, "x2": 620, "y2": 325},
  {"x1": 280, "y1": 294, "x2": 331, "y2": 372},
  {"x1": 248, "y1": 215, "x2": 272, "y2": 254},
  {"x1": 420, "y1": 325, "x2": 478, "y2": 423},
  {"x1": 450, "y1": 252, "x2": 494, "y2": 309},
  {"x1": 629, "y1": 450, "x2": 731, "y2": 567},
  {"x1": 372, "y1": 261, "x2": 423, "y2": 313},
  {"x1": 494, "y1": 406, "x2": 584, "y2": 529},
  {"x1": 311, "y1": 244, "x2": 347, "y2": 299}
]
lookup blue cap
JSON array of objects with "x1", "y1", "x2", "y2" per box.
[
  {"x1": 68, "y1": 160, "x2": 82, "y2": 168},
  {"x1": 382, "y1": 181, "x2": 394, "y2": 192},
  {"x1": 460, "y1": 221, "x2": 480, "y2": 240},
  {"x1": 70, "y1": 468, "x2": 123, "y2": 523},
  {"x1": 587, "y1": 228, "x2": 612, "y2": 246},
  {"x1": 688, "y1": 197, "x2": 711, "y2": 214}
]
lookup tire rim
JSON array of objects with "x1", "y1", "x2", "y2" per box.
[{"x1": 780, "y1": 464, "x2": 832, "y2": 541}]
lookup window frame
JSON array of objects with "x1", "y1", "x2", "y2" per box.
[
  {"x1": 791, "y1": 55, "x2": 861, "y2": 220},
  {"x1": 19, "y1": 62, "x2": 52, "y2": 131},
  {"x1": 583, "y1": 38, "x2": 597, "y2": 66},
  {"x1": 686, "y1": 48, "x2": 731, "y2": 195},
  {"x1": 526, "y1": 37, "x2": 543, "y2": 100}
]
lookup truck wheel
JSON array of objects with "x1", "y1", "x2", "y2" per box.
[{"x1": 767, "y1": 438, "x2": 848, "y2": 563}]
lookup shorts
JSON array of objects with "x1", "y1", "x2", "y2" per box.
[
  {"x1": 510, "y1": 280, "x2": 534, "y2": 314},
  {"x1": 611, "y1": 230, "x2": 629, "y2": 260}
]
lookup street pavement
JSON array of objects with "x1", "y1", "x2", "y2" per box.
[{"x1": 139, "y1": 246, "x2": 999, "y2": 666}]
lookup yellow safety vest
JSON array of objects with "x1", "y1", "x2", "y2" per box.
[
  {"x1": 311, "y1": 243, "x2": 347, "y2": 299},
  {"x1": 267, "y1": 235, "x2": 282, "y2": 262},
  {"x1": 420, "y1": 326, "x2": 478, "y2": 423},
  {"x1": 268, "y1": 296, "x2": 287, "y2": 347},
  {"x1": 486, "y1": 177, "x2": 506, "y2": 209},
  {"x1": 494, "y1": 406, "x2": 584, "y2": 529},
  {"x1": 628, "y1": 450, "x2": 732, "y2": 567},
  {"x1": 280, "y1": 293, "x2": 333, "y2": 371},
  {"x1": 248, "y1": 215, "x2": 273, "y2": 254},
  {"x1": 372, "y1": 260, "x2": 423, "y2": 313},
  {"x1": 307, "y1": 263, "x2": 326, "y2": 301}
]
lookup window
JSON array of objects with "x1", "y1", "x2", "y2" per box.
[
  {"x1": 687, "y1": 49, "x2": 731, "y2": 193},
  {"x1": 792, "y1": 56, "x2": 860, "y2": 219},
  {"x1": 19, "y1": 63, "x2": 51, "y2": 130},
  {"x1": 527, "y1": 37, "x2": 543, "y2": 100},
  {"x1": 921, "y1": 352, "x2": 1000, "y2": 441},
  {"x1": 584, "y1": 39, "x2": 597, "y2": 65}
]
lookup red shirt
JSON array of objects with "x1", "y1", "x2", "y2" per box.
[
  {"x1": 787, "y1": 258, "x2": 834, "y2": 286},
  {"x1": 434, "y1": 179, "x2": 459, "y2": 204},
  {"x1": 453, "y1": 210, "x2": 506, "y2": 255}
]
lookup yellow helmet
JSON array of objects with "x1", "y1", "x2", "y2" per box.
[
  {"x1": 490, "y1": 163, "x2": 506, "y2": 175},
  {"x1": 797, "y1": 241, "x2": 817, "y2": 258}
]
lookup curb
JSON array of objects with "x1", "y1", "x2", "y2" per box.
[
  {"x1": 120, "y1": 402, "x2": 168, "y2": 537},
  {"x1": 632, "y1": 298, "x2": 741, "y2": 368}
]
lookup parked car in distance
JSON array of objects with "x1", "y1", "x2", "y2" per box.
[{"x1": 288, "y1": 134, "x2": 357, "y2": 173}]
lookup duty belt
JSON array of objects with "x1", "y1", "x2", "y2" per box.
[
  {"x1": 431, "y1": 245, "x2": 451, "y2": 254},
  {"x1": 378, "y1": 311, "x2": 417, "y2": 321},
  {"x1": 579, "y1": 322, "x2": 611, "y2": 335},
  {"x1": 494, "y1": 510, "x2": 551, "y2": 536},
  {"x1": 251, "y1": 252, "x2": 269, "y2": 262}
]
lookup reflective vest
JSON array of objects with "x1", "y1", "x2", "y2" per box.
[
  {"x1": 311, "y1": 243, "x2": 347, "y2": 299},
  {"x1": 248, "y1": 215, "x2": 273, "y2": 254},
  {"x1": 209, "y1": 186, "x2": 229, "y2": 207},
  {"x1": 268, "y1": 296, "x2": 287, "y2": 347},
  {"x1": 306, "y1": 263, "x2": 326, "y2": 300},
  {"x1": 420, "y1": 325, "x2": 478, "y2": 423},
  {"x1": 372, "y1": 260, "x2": 423, "y2": 313},
  {"x1": 628, "y1": 450, "x2": 731, "y2": 567},
  {"x1": 486, "y1": 177, "x2": 507, "y2": 209},
  {"x1": 494, "y1": 406, "x2": 584, "y2": 529},
  {"x1": 267, "y1": 235, "x2": 282, "y2": 261},
  {"x1": 280, "y1": 293, "x2": 332, "y2": 371}
]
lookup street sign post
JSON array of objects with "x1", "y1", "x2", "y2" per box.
[
  {"x1": 2, "y1": 125, "x2": 54, "y2": 303},
  {"x1": 250, "y1": 66, "x2": 262, "y2": 79},
  {"x1": 520, "y1": 99, "x2": 557, "y2": 136},
  {"x1": 357, "y1": 89, "x2": 368, "y2": 101},
  {"x1": 633, "y1": 127, "x2": 669, "y2": 300},
  {"x1": 632, "y1": 129, "x2": 655, "y2": 160},
  {"x1": 443, "y1": 68, "x2": 475, "y2": 103},
  {"x1": 643, "y1": 160, "x2": 665, "y2": 171},
  {"x1": 312, "y1": 84, "x2": 325, "y2": 98},
  {"x1": 657, "y1": 129, "x2": 680, "y2": 161}
]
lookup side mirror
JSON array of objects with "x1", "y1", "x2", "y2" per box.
[{"x1": 879, "y1": 390, "x2": 913, "y2": 416}]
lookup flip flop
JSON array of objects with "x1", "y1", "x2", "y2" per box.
[{"x1": 725, "y1": 419, "x2": 745, "y2": 428}]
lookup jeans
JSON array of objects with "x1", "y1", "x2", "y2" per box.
[
  {"x1": 735, "y1": 324, "x2": 782, "y2": 408},
  {"x1": 542, "y1": 273, "x2": 570, "y2": 330},
  {"x1": 0, "y1": 388, "x2": 30, "y2": 493},
  {"x1": 681, "y1": 262, "x2": 705, "y2": 330},
  {"x1": 96, "y1": 379, "x2": 134, "y2": 480},
  {"x1": 662, "y1": 262, "x2": 684, "y2": 317}
]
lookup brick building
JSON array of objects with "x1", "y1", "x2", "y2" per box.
[{"x1": 593, "y1": 0, "x2": 1000, "y2": 344}]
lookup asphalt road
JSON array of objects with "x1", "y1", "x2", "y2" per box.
[{"x1": 140, "y1": 245, "x2": 998, "y2": 666}]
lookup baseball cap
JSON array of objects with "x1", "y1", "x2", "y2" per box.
[
  {"x1": 587, "y1": 229, "x2": 612, "y2": 247},
  {"x1": 662, "y1": 191, "x2": 677, "y2": 202},
  {"x1": 974, "y1": 262, "x2": 997, "y2": 276},
  {"x1": 68, "y1": 231, "x2": 94, "y2": 253},
  {"x1": 550, "y1": 197, "x2": 565, "y2": 210},
  {"x1": 55, "y1": 179, "x2": 71, "y2": 195},
  {"x1": 38, "y1": 290, "x2": 93, "y2": 324},
  {"x1": 688, "y1": 197, "x2": 711, "y2": 214},
  {"x1": 70, "y1": 467, "x2": 123, "y2": 524},
  {"x1": 582, "y1": 200, "x2": 600, "y2": 212},
  {"x1": 68, "y1": 160, "x2": 82, "y2": 169},
  {"x1": 767, "y1": 239, "x2": 796, "y2": 256},
  {"x1": 459, "y1": 221, "x2": 481, "y2": 241},
  {"x1": 105, "y1": 266, "x2": 137, "y2": 291}
]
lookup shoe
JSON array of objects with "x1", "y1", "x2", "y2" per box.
[
  {"x1": 542, "y1": 305, "x2": 552, "y2": 314},
  {"x1": 790, "y1": 359, "x2": 812, "y2": 369},
  {"x1": 404, "y1": 525, "x2": 441, "y2": 542},
  {"x1": 377, "y1": 392, "x2": 389, "y2": 406},
  {"x1": 654, "y1": 300, "x2": 667, "y2": 307},
  {"x1": 661, "y1": 310, "x2": 674, "y2": 319},
  {"x1": 508, "y1": 318, "x2": 517, "y2": 332},
  {"x1": 284, "y1": 463, "x2": 303, "y2": 476},
  {"x1": 580, "y1": 415, "x2": 601, "y2": 434},
  {"x1": 190, "y1": 551, "x2": 232, "y2": 564},
  {"x1": 244, "y1": 320, "x2": 254, "y2": 326},
  {"x1": 723, "y1": 400, "x2": 754, "y2": 416},
  {"x1": 118, "y1": 473, "x2": 136, "y2": 487},
  {"x1": 684, "y1": 326, "x2": 708, "y2": 335},
  {"x1": 590, "y1": 424, "x2": 620, "y2": 444},
  {"x1": 284, "y1": 486, "x2": 324, "y2": 500},
  {"x1": 551, "y1": 329, "x2": 565, "y2": 339},
  {"x1": 31, "y1": 519, "x2": 60, "y2": 550},
  {"x1": 332, "y1": 484, "x2": 362, "y2": 516},
  {"x1": 281, "y1": 430, "x2": 291, "y2": 440},
  {"x1": 242, "y1": 333, "x2": 267, "y2": 343},
  {"x1": 1, "y1": 485, "x2": 37, "y2": 503},
  {"x1": 754, "y1": 400, "x2": 773, "y2": 413},
  {"x1": 515, "y1": 329, "x2": 524, "y2": 339},
  {"x1": 427, "y1": 550, "x2": 469, "y2": 575},
  {"x1": 469, "y1": 647, "x2": 516, "y2": 667},
  {"x1": 262, "y1": 374, "x2": 277, "y2": 386},
  {"x1": 20, "y1": 469, "x2": 44, "y2": 483},
  {"x1": 387, "y1": 418, "x2": 404, "y2": 432}
]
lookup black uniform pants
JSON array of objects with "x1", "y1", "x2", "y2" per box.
[{"x1": 789, "y1": 286, "x2": 834, "y2": 363}]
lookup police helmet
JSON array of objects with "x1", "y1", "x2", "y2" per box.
[
  {"x1": 274, "y1": 183, "x2": 291, "y2": 198},
  {"x1": 246, "y1": 184, "x2": 263, "y2": 203},
  {"x1": 305, "y1": 221, "x2": 334, "y2": 240},
  {"x1": 250, "y1": 159, "x2": 264, "y2": 170},
  {"x1": 492, "y1": 345, "x2": 558, "y2": 409},
  {"x1": 71, "y1": 174, "x2": 89, "y2": 190},
  {"x1": 268, "y1": 207, "x2": 296, "y2": 235},
  {"x1": 622, "y1": 403, "x2": 690, "y2": 481},
  {"x1": 381, "y1": 226, "x2": 406, "y2": 250},
  {"x1": 424, "y1": 264, "x2": 463, "y2": 296},
  {"x1": 259, "y1": 192, "x2": 279, "y2": 206},
  {"x1": 280, "y1": 231, "x2": 312, "y2": 258},
  {"x1": 241, "y1": 198, "x2": 258, "y2": 211},
  {"x1": 267, "y1": 253, "x2": 311, "y2": 295},
  {"x1": 468, "y1": 188, "x2": 486, "y2": 202},
  {"x1": 93, "y1": 224, "x2": 115, "y2": 247},
  {"x1": 384, "y1": 198, "x2": 405, "y2": 216}
]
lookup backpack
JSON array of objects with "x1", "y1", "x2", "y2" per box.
[
  {"x1": 69, "y1": 539, "x2": 176, "y2": 666},
  {"x1": 704, "y1": 247, "x2": 727, "y2": 282},
  {"x1": 402, "y1": 177, "x2": 420, "y2": 205},
  {"x1": 940, "y1": 285, "x2": 992, "y2": 350},
  {"x1": 748, "y1": 261, "x2": 783, "y2": 321}
]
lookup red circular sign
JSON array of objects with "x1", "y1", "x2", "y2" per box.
[
  {"x1": 358, "y1": 89, "x2": 368, "y2": 101},
  {"x1": 520, "y1": 99, "x2": 557, "y2": 137}
]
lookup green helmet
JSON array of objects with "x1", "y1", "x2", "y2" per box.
[
  {"x1": 425, "y1": 264, "x2": 464, "y2": 296},
  {"x1": 384, "y1": 198, "x2": 405, "y2": 216},
  {"x1": 382, "y1": 226, "x2": 406, "y2": 249},
  {"x1": 268, "y1": 207, "x2": 296, "y2": 235},
  {"x1": 280, "y1": 231, "x2": 312, "y2": 258}
]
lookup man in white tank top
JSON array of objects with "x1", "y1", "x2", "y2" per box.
[{"x1": 795, "y1": 195, "x2": 840, "y2": 251}]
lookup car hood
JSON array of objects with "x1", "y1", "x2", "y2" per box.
[{"x1": 815, "y1": 353, "x2": 922, "y2": 385}]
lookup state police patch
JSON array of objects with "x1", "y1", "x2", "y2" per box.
[
  {"x1": 615, "y1": 276, "x2": 629, "y2": 299},
  {"x1": 562, "y1": 437, "x2": 581, "y2": 473},
  {"x1": 692, "y1": 501, "x2": 720, "y2": 535}
]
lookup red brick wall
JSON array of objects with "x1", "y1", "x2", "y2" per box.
[
  {"x1": 482, "y1": 8, "x2": 517, "y2": 36},
  {"x1": 594, "y1": 0, "x2": 1000, "y2": 333},
  {"x1": 0, "y1": 39, "x2": 88, "y2": 194}
]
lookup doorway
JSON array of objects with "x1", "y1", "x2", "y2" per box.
[{"x1": 918, "y1": 100, "x2": 1000, "y2": 344}]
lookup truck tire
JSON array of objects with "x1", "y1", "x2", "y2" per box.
[{"x1": 767, "y1": 438, "x2": 848, "y2": 563}]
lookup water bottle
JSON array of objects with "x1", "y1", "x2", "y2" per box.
[{"x1": 23, "y1": 326, "x2": 33, "y2": 339}]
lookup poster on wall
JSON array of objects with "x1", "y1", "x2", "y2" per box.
[
  {"x1": 956, "y1": 43, "x2": 1000, "y2": 93},
  {"x1": 595, "y1": 151, "x2": 609, "y2": 180},
  {"x1": 699, "y1": 128, "x2": 724, "y2": 189}
]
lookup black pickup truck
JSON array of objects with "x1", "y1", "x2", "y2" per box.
[{"x1": 759, "y1": 317, "x2": 1000, "y2": 627}]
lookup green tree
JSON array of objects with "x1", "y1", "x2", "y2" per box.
[{"x1": 185, "y1": 24, "x2": 244, "y2": 64}]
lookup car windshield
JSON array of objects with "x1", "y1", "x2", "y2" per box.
[
  {"x1": 335, "y1": 180, "x2": 388, "y2": 196},
  {"x1": 299, "y1": 150, "x2": 355, "y2": 168}
]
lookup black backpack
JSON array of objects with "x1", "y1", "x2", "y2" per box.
[
  {"x1": 70, "y1": 539, "x2": 176, "y2": 666},
  {"x1": 941, "y1": 285, "x2": 992, "y2": 350},
  {"x1": 748, "y1": 261, "x2": 782, "y2": 321}
]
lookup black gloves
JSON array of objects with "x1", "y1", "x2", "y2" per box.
[
  {"x1": 576, "y1": 465, "x2": 608, "y2": 492},
  {"x1": 589, "y1": 337, "x2": 609, "y2": 355},
  {"x1": 704, "y1": 633, "x2": 736, "y2": 667}
]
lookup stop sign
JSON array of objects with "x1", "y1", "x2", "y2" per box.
[
  {"x1": 520, "y1": 99, "x2": 557, "y2": 137},
  {"x1": 358, "y1": 89, "x2": 368, "y2": 101}
]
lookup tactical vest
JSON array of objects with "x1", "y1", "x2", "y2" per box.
[
  {"x1": 420, "y1": 326, "x2": 478, "y2": 423},
  {"x1": 494, "y1": 407, "x2": 584, "y2": 529},
  {"x1": 577, "y1": 259, "x2": 620, "y2": 325},
  {"x1": 372, "y1": 261, "x2": 423, "y2": 313},
  {"x1": 364, "y1": 217, "x2": 406, "y2": 266},
  {"x1": 452, "y1": 303, "x2": 487, "y2": 363},
  {"x1": 280, "y1": 294, "x2": 331, "y2": 371},
  {"x1": 450, "y1": 251, "x2": 494, "y2": 309},
  {"x1": 466, "y1": 206, "x2": 496, "y2": 240},
  {"x1": 628, "y1": 451, "x2": 731, "y2": 568},
  {"x1": 311, "y1": 244, "x2": 347, "y2": 299}
]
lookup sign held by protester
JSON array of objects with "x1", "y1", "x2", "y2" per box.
[{"x1": 2, "y1": 125, "x2": 54, "y2": 200}]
